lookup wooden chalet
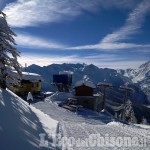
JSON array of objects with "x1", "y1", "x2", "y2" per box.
[
  {"x1": 74, "y1": 80, "x2": 96, "y2": 96},
  {"x1": 72, "y1": 80, "x2": 104, "y2": 111},
  {"x1": 8, "y1": 71, "x2": 42, "y2": 95}
]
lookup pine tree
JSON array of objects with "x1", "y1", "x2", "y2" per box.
[
  {"x1": 124, "y1": 100, "x2": 137, "y2": 123},
  {"x1": 0, "y1": 11, "x2": 21, "y2": 89}
]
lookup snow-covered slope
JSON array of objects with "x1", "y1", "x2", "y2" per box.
[
  {"x1": 1, "y1": 87, "x2": 150, "y2": 149},
  {"x1": 124, "y1": 60, "x2": 150, "y2": 83},
  {"x1": 33, "y1": 92, "x2": 150, "y2": 149},
  {"x1": 122, "y1": 60, "x2": 150, "y2": 101},
  {"x1": 0, "y1": 88, "x2": 58, "y2": 150}
]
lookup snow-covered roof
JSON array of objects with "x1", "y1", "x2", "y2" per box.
[
  {"x1": 11, "y1": 71, "x2": 42, "y2": 82},
  {"x1": 21, "y1": 72, "x2": 42, "y2": 82},
  {"x1": 74, "y1": 80, "x2": 96, "y2": 88},
  {"x1": 59, "y1": 71, "x2": 73, "y2": 75}
]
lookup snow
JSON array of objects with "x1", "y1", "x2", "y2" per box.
[
  {"x1": 123, "y1": 60, "x2": 150, "y2": 84},
  {"x1": 25, "y1": 63, "x2": 148, "y2": 102},
  {"x1": 74, "y1": 79, "x2": 96, "y2": 88},
  {"x1": 11, "y1": 71, "x2": 42, "y2": 82},
  {"x1": 134, "y1": 124, "x2": 150, "y2": 129},
  {"x1": 0, "y1": 88, "x2": 58, "y2": 150},
  {"x1": 107, "y1": 121, "x2": 125, "y2": 126},
  {"x1": 2, "y1": 86, "x2": 150, "y2": 149},
  {"x1": 21, "y1": 71, "x2": 42, "y2": 82},
  {"x1": 46, "y1": 91, "x2": 74, "y2": 104},
  {"x1": 0, "y1": 12, "x2": 21, "y2": 85},
  {"x1": 32, "y1": 92, "x2": 150, "y2": 149},
  {"x1": 59, "y1": 71, "x2": 73, "y2": 75},
  {"x1": 31, "y1": 105, "x2": 58, "y2": 137},
  {"x1": 119, "y1": 60, "x2": 150, "y2": 102}
]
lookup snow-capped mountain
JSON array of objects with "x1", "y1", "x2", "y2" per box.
[
  {"x1": 121, "y1": 60, "x2": 150, "y2": 101},
  {"x1": 25, "y1": 63, "x2": 148, "y2": 104},
  {"x1": 123, "y1": 60, "x2": 150, "y2": 83}
]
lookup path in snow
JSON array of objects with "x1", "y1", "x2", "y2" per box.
[
  {"x1": 33, "y1": 100, "x2": 113, "y2": 125},
  {"x1": 33, "y1": 99, "x2": 150, "y2": 149}
]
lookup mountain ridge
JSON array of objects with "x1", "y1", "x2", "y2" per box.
[
  {"x1": 25, "y1": 61, "x2": 150, "y2": 104},
  {"x1": 121, "y1": 60, "x2": 150, "y2": 101}
]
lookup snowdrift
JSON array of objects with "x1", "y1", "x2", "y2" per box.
[{"x1": 0, "y1": 88, "x2": 58, "y2": 150}]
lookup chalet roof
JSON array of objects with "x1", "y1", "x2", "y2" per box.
[
  {"x1": 21, "y1": 72, "x2": 42, "y2": 82},
  {"x1": 74, "y1": 80, "x2": 96, "y2": 89},
  {"x1": 11, "y1": 71, "x2": 42, "y2": 82}
]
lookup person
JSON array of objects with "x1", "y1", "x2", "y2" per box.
[{"x1": 27, "y1": 91, "x2": 33, "y2": 105}]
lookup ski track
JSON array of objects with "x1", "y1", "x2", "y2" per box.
[{"x1": 33, "y1": 101, "x2": 150, "y2": 150}]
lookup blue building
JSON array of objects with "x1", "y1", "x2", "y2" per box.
[{"x1": 52, "y1": 71, "x2": 73, "y2": 92}]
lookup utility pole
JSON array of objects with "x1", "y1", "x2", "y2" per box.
[
  {"x1": 25, "y1": 63, "x2": 27, "y2": 71},
  {"x1": 119, "y1": 86, "x2": 134, "y2": 121},
  {"x1": 97, "y1": 82, "x2": 112, "y2": 110}
]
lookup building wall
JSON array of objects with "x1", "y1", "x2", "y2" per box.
[
  {"x1": 53, "y1": 74, "x2": 72, "y2": 85},
  {"x1": 76, "y1": 95, "x2": 103, "y2": 111},
  {"x1": 75, "y1": 85, "x2": 93, "y2": 96},
  {"x1": 10, "y1": 80, "x2": 41, "y2": 95}
]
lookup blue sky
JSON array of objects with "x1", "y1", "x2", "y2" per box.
[{"x1": 1, "y1": 0, "x2": 150, "y2": 69}]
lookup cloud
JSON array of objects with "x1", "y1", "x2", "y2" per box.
[
  {"x1": 17, "y1": 32, "x2": 150, "y2": 51},
  {"x1": 96, "y1": 60, "x2": 146, "y2": 69},
  {"x1": 3, "y1": 0, "x2": 137, "y2": 27},
  {"x1": 101, "y1": 0, "x2": 150, "y2": 43},
  {"x1": 3, "y1": 0, "x2": 79, "y2": 27},
  {"x1": 18, "y1": 53, "x2": 81, "y2": 67},
  {"x1": 15, "y1": 33, "x2": 66, "y2": 49},
  {"x1": 68, "y1": 0, "x2": 150, "y2": 51},
  {"x1": 15, "y1": 32, "x2": 150, "y2": 51},
  {"x1": 18, "y1": 53, "x2": 146, "y2": 69},
  {"x1": 69, "y1": 42, "x2": 150, "y2": 50}
]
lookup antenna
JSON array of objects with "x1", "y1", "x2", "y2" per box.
[{"x1": 25, "y1": 63, "x2": 27, "y2": 71}]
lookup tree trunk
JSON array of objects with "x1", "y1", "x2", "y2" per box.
[
  {"x1": 1, "y1": 81, "x2": 6, "y2": 89},
  {"x1": 0, "y1": 59, "x2": 7, "y2": 89}
]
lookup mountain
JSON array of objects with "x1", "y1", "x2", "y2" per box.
[
  {"x1": 121, "y1": 60, "x2": 150, "y2": 101},
  {"x1": 25, "y1": 63, "x2": 148, "y2": 104}
]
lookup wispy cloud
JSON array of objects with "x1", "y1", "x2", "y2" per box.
[
  {"x1": 2, "y1": 0, "x2": 93, "y2": 27},
  {"x1": 15, "y1": 32, "x2": 150, "y2": 51},
  {"x1": 3, "y1": 0, "x2": 136, "y2": 27},
  {"x1": 69, "y1": 43, "x2": 150, "y2": 50},
  {"x1": 18, "y1": 53, "x2": 146, "y2": 69},
  {"x1": 15, "y1": 33, "x2": 66, "y2": 49},
  {"x1": 68, "y1": 0, "x2": 150, "y2": 50},
  {"x1": 18, "y1": 53, "x2": 81, "y2": 67},
  {"x1": 101, "y1": 0, "x2": 150, "y2": 43},
  {"x1": 16, "y1": 32, "x2": 150, "y2": 51},
  {"x1": 96, "y1": 60, "x2": 146, "y2": 69}
]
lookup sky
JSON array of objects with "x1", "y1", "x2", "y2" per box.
[{"x1": 1, "y1": 0, "x2": 150, "y2": 69}]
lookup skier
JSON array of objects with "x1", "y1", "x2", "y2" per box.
[{"x1": 27, "y1": 92, "x2": 33, "y2": 105}]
